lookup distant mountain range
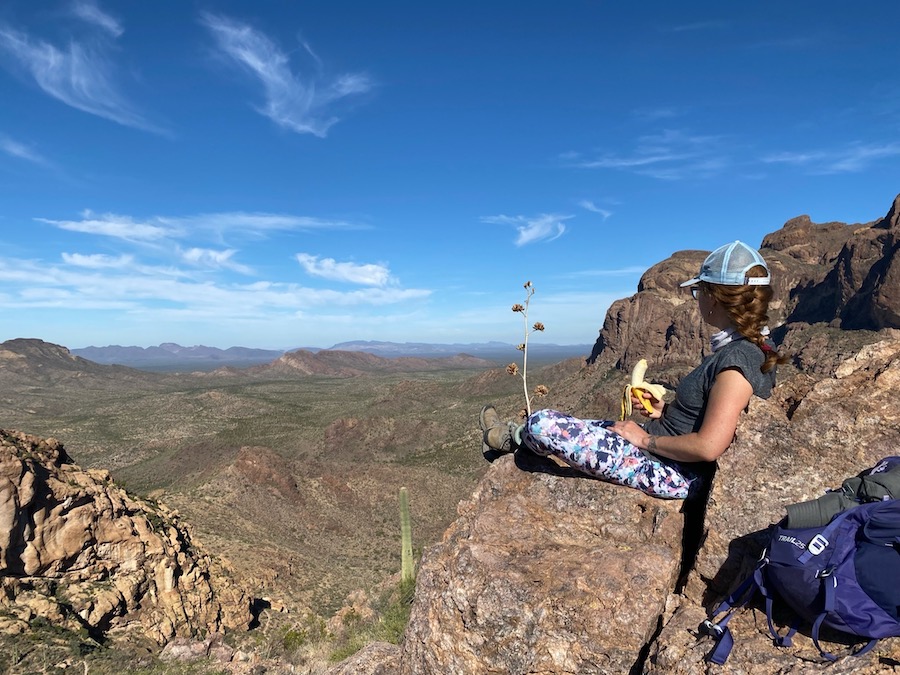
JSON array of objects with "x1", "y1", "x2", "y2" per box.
[
  {"x1": 71, "y1": 342, "x2": 286, "y2": 370},
  {"x1": 71, "y1": 340, "x2": 593, "y2": 371}
]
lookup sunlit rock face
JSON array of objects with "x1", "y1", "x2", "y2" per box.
[{"x1": 0, "y1": 429, "x2": 251, "y2": 644}]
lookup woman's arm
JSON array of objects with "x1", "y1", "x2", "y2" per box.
[{"x1": 610, "y1": 368, "x2": 753, "y2": 463}]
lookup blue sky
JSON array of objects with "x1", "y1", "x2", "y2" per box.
[{"x1": 1, "y1": 1, "x2": 898, "y2": 350}]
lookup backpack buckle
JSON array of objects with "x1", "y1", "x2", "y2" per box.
[
  {"x1": 699, "y1": 619, "x2": 725, "y2": 638},
  {"x1": 807, "y1": 533, "x2": 829, "y2": 555},
  {"x1": 816, "y1": 566, "x2": 835, "y2": 579}
]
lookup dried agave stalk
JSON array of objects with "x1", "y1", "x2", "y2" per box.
[{"x1": 508, "y1": 281, "x2": 548, "y2": 417}]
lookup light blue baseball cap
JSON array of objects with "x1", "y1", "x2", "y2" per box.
[{"x1": 680, "y1": 240, "x2": 770, "y2": 287}]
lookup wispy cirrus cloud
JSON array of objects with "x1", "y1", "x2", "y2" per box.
[
  {"x1": 568, "y1": 265, "x2": 648, "y2": 277},
  {"x1": 0, "y1": 134, "x2": 49, "y2": 166},
  {"x1": 0, "y1": 11, "x2": 160, "y2": 132},
  {"x1": 482, "y1": 213, "x2": 571, "y2": 246},
  {"x1": 179, "y1": 247, "x2": 253, "y2": 275},
  {"x1": 159, "y1": 212, "x2": 368, "y2": 236},
  {"x1": 1, "y1": 205, "x2": 430, "y2": 333},
  {"x1": 200, "y1": 13, "x2": 373, "y2": 137},
  {"x1": 296, "y1": 253, "x2": 393, "y2": 286},
  {"x1": 563, "y1": 129, "x2": 729, "y2": 180},
  {"x1": 578, "y1": 200, "x2": 612, "y2": 219},
  {"x1": 762, "y1": 142, "x2": 900, "y2": 174},
  {"x1": 633, "y1": 107, "x2": 683, "y2": 122},
  {"x1": 666, "y1": 20, "x2": 730, "y2": 33},
  {"x1": 37, "y1": 211, "x2": 175, "y2": 242},
  {"x1": 0, "y1": 255, "x2": 428, "y2": 315},
  {"x1": 61, "y1": 252, "x2": 134, "y2": 268},
  {"x1": 71, "y1": 0, "x2": 123, "y2": 37},
  {"x1": 38, "y1": 210, "x2": 368, "y2": 248}
]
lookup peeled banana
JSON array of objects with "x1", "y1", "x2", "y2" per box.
[{"x1": 620, "y1": 358, "x2": 667, "y2": 420}]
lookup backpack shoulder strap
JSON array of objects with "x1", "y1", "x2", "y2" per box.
[
  {"x1": 703, "y1": 557, "x2": 789, "y2": 664},
  {"x1": 809, "y1": 569, "x2": 880, "y2": 661},
  {"x1": 702, "y1": 569, "x2": 758, "y2": 665}
]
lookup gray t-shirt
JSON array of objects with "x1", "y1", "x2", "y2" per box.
[{"x1": 645, "y1": 339, "x2": 775, "y2": 438}]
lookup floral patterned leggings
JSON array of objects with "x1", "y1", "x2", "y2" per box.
[{"x1": 520, "y1": 409, "x2": 698, "y2": 499}]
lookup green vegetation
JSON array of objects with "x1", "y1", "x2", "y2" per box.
[
  {"x1": 0, "y1": 350, "x2": 539, "y2": 668},
  {"x1": 326, "y1": 578, "x2": 416, "y2": 663},
  {"x1": 4, "y1": 354, "x2": 604, "y2": 673}
]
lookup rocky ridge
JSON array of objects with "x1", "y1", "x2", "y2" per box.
[{"x1": 260, "y1": 348, "x2": 495, "y2": 377}]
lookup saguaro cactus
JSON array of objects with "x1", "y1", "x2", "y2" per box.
[{"x1": 399, "y1": 487, "x2": 414, "y2": 585}]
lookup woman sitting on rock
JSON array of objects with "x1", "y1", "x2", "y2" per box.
[{"x1": 480, "y1": 240, "x2": 787, "y2": 499}]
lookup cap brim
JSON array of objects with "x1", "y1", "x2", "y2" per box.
[{"x1": 679, "y1": 277, "x2": 701, "y2": 287}]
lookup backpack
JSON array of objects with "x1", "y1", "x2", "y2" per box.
[{"x1": 701, "y1": 456, "x2": 900, "y2": 664}]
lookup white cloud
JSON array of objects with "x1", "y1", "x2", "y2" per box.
[
  {"x1": 563, "y1": 129, "x2": 729, "y2": 180},
  {"x1": 762, "y1": 143, "x2": 900, "y2": 174},
  {"x1": 71, "y1": 0, "x2": 123, "y2": 38},
  {"x1": 8, "y1": 209, "x2": 433, "y2": 343},
  {"x1": 633, "y1": 107, "x2": 682, "y2": 121},
  {"x1": 61, "y1": 252, "x2": 134, "y2": 268},
  {"x1": 290, "y1": 286, "x2": 430, "y2": 307},
  {"x1": 35, "y1": 209, "x2": 372, "y2": 254},
  {"x1": 180, "y1": 247, "x2": 253, "y2": 274},
  {"x1": 666, "y1": 21, "x2": 730, "y2": 33},
  {"x1": 160, "y1": 211, "x2": 367, "y2": 235},
  {"x1": 0, "y1": 255, "x2": 428, "y2": 316},
  {"x1": 568, "y1": 266, "x2": 648, "y2": 277},
  {"x1": 0, "y1": 135, "x2": 48, "y2": 165},
  {"x1": 578, "y1": 200, "x2": 612, "y2": 219},
  {"x1": 0, "y1": 22, "x2": 160, "y2": 132},
  {"x1": 37, "y1": 211, "x2": 174, "y2": 241},
  {"x1": 482, "y1": 213, "x2": 571, "y2": 246},
  {"x1": 200, "y1": 12, "x2": 373, "y2": 137},
  {"x1": 296, "y1": 253, "x2": 392, "y2": 286}
]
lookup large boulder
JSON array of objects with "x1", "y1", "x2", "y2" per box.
[
  {"x1": 400, "y1": 452, "x2": 685, "y2": 674},
  {"x1": 591, "y1": 194, "x2": 900, "y2": 377}
]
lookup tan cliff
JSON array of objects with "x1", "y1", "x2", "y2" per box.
[{"x1": 0, "y1": 429, "x2": 251, "y2": 645}]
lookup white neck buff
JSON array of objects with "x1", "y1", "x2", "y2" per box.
[{"x1": 710, "y1": 326, "x2": 744, "y2": 352}]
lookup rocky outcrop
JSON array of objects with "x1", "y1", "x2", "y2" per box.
[
  {"x1": 587, "y1": 250, "x2": 711, "y2": 382},
  {"x1": 591, "y1": 194, "x2": 900, "y2": 376},
  {"x1": 0, "y1": 429, "x2": 251, "y2": 644}
]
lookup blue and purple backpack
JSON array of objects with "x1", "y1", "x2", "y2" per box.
[{"x1": 702, "y1": 457, "x2": 900, "y2": 663}]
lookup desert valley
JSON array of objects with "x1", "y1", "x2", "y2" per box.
[{"x1": 2, "y1": 193, "x2": 900, "y2": 673}]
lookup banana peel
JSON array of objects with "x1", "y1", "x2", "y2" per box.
[{"x1": 620, "y1": 358, "x2": 667, "y2": 420}]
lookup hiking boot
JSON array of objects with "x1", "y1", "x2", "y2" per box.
[{"x1": 479, "y1": 404, "x2": 517, "y2": 453}]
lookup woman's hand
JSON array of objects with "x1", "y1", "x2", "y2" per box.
[
  {"x1": 609, "y1": 419, "x2": 650, "y2": 449},
  {"x1": 632, "y1": 389, "x2": 664, "y2": 419}
]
